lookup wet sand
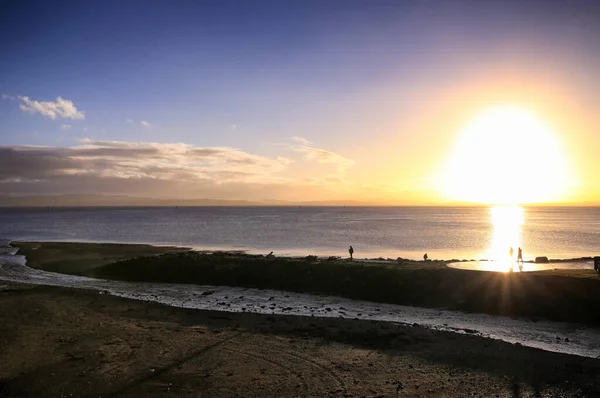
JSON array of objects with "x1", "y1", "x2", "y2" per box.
[{"x1": 1, "y1": 283, "x2": 600, "y2": 397}]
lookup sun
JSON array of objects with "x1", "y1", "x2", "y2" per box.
[{"x1": 441, "y1": 106, "x2": 572, "y2": 205}]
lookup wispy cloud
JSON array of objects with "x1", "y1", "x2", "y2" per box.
[
  {"x1": 287, "y1": 137, "x2": 355, "y2": 172},
  {"x1": 60, "y1": 124, "x2": 72, "y2": 130},
  {"x1": 127, "y1": 119, "x2": 150, "y2": 127},
  {"x1": 5, "y1": 95, "x2": 85, "y2": 120},
  {"x1": 291, "y1": 136, "x2": 312, "y2": 146},
  {"x1": 295, "y1": 145, "x2": 355, "y2": 171}
]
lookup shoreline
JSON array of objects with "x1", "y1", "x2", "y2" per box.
[
  {"x1": 4, "y1": 239, "x2": 596, "y2": 265},
  {"x1": 5, "y1": 241, "x2": 600, "y2": 326}
]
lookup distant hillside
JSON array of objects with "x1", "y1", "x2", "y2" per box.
[
  {"x1": 0, "y1": 195, "x2": 265, "y2": 207},
  {"x1": 3, "y1": 194, "x2": 584, "y2": 207},
  {"x1": 0, "y1": 194, "x2": 419, "y2": 207}
]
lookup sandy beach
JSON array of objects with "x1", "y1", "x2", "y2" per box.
[
  {"x1": 2, "y1": 282, "x2": 600, "y2": 397},
  {"x1": 1, "y1": 242, "x2": 600, "y2": 396}
]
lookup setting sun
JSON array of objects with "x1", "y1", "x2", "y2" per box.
[{"x1": 441, "y1": 106, "x2": 573, "y2": 205}]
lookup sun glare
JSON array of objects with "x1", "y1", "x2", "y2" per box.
[
  {"x1": 487, "y1": 205, "x2": 524, "y2": 271},
  {"x1": 441, "y1": 106, "x2": 571, "y2": 204}
]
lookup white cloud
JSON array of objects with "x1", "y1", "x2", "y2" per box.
[
  {"x1": 126, "y1": 119, "x2": 133, "y2": 124},
  {"x1": 1, "y1": 140, "x2": 291, "y2": 186},
  {"x1": 295, "y1": 145, "x2": 355, "y2": 171},
  {"x1": 291, "y1": 136, "x2": 312, "y2": 146},
  {"x1": 15, "y1": 96, "x2": 84, "y2": 120},
  {"x1": 60, "y1": 124, "x2": 72, "y2": 130},
  {"x1": 286, "y1": 138, "x2": 354, "y2": 172},
  {"x1": 140, "y1": 120, "x2": 151, "y2": 127}
]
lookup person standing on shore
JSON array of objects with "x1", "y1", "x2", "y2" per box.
[
  {"x1": 349, "y1": 245, "x2": 354, "y2": 260},
  {"x1": 509, "y1": 246, "x2": 514, "y2": 271},
  {"x1": 517, "y1": 247, "x2": 523, "y2": 271}
]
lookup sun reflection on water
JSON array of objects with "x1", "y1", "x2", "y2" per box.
[{"x1": 486, "y1": 206, "x2": 524, "y2": 272}]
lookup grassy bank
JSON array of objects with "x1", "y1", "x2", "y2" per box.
[
  {"x1": 13, "y1": 242, "x2": 187, "y2": 276},
  {"x1": 13, "y1": 242, "x2": 600, "y2": 325}
]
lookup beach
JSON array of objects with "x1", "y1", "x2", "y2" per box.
[
  {"x1": 2, "y1": 283, "x2": 600, "y2": 397},
  {"x1": 1, "y1": 242, "x2": 600, "y2": 396}
]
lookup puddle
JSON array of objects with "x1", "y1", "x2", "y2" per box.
[{"x1": 448, "y1": 259, "x2": 594, "y2": 272}]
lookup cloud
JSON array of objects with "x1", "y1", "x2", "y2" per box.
[
  {"x1": 0, "y1": 138, "x2": 360, "y2": 201},
  {"x1": 60, "y1": 124, "x2": 72, "y2": 130},
  {"x1": 13, "y1": 95, "x2": 85, "y2": 120},
  {"x1": 126, "y1": 119, "x2": 151, "y2": 127},
  {"x1": 291, "y1": 136, "x2": 312, "y2": 146},
  {"x1": 291, "y1": 139, "x2": 355, "y2": 172},
  {"x1": 0, "y1": 140, "x2": 292, "y2": 197}
]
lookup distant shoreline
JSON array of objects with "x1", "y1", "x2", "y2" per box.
[
  {"x1": 6, "y1": 239, "x2": 596, "y2": 265},
  {"x1": 3, "y1": 204, "x2": 600, "y2": 209}
]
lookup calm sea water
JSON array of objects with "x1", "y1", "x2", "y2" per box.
[{"x1": 1, "y1": 206, "x2": 599, "y2": 260}]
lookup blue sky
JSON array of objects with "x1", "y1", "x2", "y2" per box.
[{"x1": 2, "y1": 1, "x2": 600, "y2": 203}]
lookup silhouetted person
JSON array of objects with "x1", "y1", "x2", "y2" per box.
[
  {"x1": 423, "y1": 253, "x2": 428, "y2": 261},
  {"x1": 517, "y1": 247, "x2": 523, "y2": 271},
  {"x1": 348, "y1": 245, "x2": 354, "y2": 260},
  {"x1": 509, "y1": 246, "x2": 514, "y2": 271}
]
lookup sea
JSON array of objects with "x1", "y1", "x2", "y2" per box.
[{"x1": 1, "y1": 206, "x2": 599, "y2": 261}]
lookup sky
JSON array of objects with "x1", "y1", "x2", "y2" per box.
[{"x1": 2, "y1": 0, "x2": 600, "y2": 204}]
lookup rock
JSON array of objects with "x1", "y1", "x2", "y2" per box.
[
  {"x1": 535, "y1": 256, "x2": 549, "y2": 263},
  {"x1": 395, "y1": 381, "x2": 404, "y2": 393}
]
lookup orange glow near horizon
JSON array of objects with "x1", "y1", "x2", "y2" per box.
[{"x1": 440, "y1": 106, "x2": 573, "y2": 205}]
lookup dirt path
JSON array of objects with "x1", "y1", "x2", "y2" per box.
[{"x1": 1, "y1": 283, "x2": 599, "y2": 397}]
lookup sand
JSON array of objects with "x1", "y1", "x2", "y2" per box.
[
  {"x1": 2, "y1": 242, "x2": 600, "y2": 397},
  {"x1": 1, "y1": 283, "x2": 600, "y2": 397}
]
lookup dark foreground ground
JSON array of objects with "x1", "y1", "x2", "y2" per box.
[{"x1": 1, "y1": 283, "x2": 600, "y2": 398}]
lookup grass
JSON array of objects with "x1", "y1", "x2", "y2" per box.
[
  {"x1": 13, "y1": 242, "x2": 187, "y2": 276},
  {"x1": 13, "y1": 242, "x2": 600, "y2": 325}
]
